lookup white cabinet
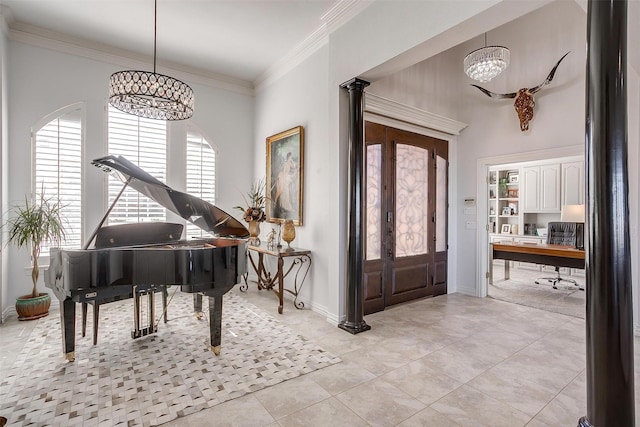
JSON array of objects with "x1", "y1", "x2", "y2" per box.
[
  {"x1": 561, "y1": 161, "x2": 585, "y2": 206},
  {"x1": 522, "y1": 164, "x2": 560, "y2": 212}
]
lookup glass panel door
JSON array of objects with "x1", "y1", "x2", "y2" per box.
[{"x1": 395, "y1": 144, "x2": 429, "y2": 257}]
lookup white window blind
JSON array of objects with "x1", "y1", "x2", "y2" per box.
[
  {"x1": 186, "y1": 130, "x2": 216, "y2": 239},
  {"x1": 107, "y1": 106, "x2": 166, "y2": 225},
  {"x1": 34, "y1": 108, "x2": 83, "y2": 254}
]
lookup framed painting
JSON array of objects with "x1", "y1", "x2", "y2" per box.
[{"x1": 266, "y1": 126, "x2": 304, "y2": 225}]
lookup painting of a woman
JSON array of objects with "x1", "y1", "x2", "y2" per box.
[{"x1": 266, "y1": 126, "x2": 304, "y2": 225}]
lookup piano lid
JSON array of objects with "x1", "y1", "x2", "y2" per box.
[{"x1": 92, "y1": 155, "x2": 249, "y2": 238}]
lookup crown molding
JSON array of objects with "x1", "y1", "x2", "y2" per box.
[
  {"x1": 321, "y1": 0, "x2": 373, "y2": 34},
  {"x1": 254, "y1": 0, "x2": 373, "y2": 92},
  {"x1": 8, "y1": 22, "x2": 254, "y2": 96},
  {"x1": 365, "y1": 92, "x2": 467, "y2": 135}
]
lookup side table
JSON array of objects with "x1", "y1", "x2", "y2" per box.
[{"x1": 240, "y1": 243, "x2": 311, "y2": 314}]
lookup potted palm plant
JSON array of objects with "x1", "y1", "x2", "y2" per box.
[{"x1": 4, "y1": 189, "x2": 66, "y2": 320}]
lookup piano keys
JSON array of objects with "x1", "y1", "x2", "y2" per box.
[{"x1": 44, "y1": 155, "x2": 249, "y2": 361}]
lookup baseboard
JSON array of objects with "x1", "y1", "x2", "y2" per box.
[
  {"x1": 1, "y1": 305, "x2": 15, "y2": 323},
  {"x1": 1, "y1": 295, "x2": 60, "y2": 323},
  {"x1": 455, "y1": 285, "x2": 477, "y2": 297}
]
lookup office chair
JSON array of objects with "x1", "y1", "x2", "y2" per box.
[{"x1": 535, "y1": 221, "x2": 583, "y2": 290}]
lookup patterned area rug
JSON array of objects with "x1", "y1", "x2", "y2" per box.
[{"x1": 0, "y1": 291, "x2": 341, "y2": 426}]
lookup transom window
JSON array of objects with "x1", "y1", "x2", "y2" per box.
[
  {"x1": 107, "y1": 105, "x2": 167, "y2": 225},
  {"x1": 33, "y1": 105, "x2": 83, "y2": 254}
]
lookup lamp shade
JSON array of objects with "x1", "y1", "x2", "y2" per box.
[{"x1": 561, "y1": 204, "x2": 585, "y2": 222}]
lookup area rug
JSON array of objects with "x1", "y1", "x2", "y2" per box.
[
  {"x1": 489, "y1": 268, "x2": 585, "y2": 319},
  {"x1": 0, "y1": 291, "x2": 341, "y2": 426}
]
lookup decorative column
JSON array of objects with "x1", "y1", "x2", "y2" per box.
[
  {"x1": 579, "y1": 1, "x2": 634, "y2": 426},
  {"x1": 338, "y1": 77, "x2": 371, "y2": 335}
]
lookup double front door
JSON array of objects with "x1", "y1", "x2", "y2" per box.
[{"x1": 363, "y1": 122, "x2": 448, "y2": 314}]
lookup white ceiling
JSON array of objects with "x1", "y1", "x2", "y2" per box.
[
  {"x1": 0, "y1": 0, "x2": 339, "y2": 83},
  {"x1": 0, "y1": 0, "x2": 638, "y2": 90}
]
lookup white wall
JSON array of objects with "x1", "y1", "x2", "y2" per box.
[
  {"x1": 253, "y1": 0, "x2": 566, "y2": 322},
  {"x1": 0, "y1": 13, "x2": 8, "y2": 321},
  {"x1": 365, "y1": 1, "x2": 587, "y2": 293},
  {"x1": 456, "y1": 1, "x2": 587, "y2": 291},
  {"x1": 2, "y1": 40, "x2": 253, "y2": 314},
  {"x1": 363, "y1": 1, "x2": 640, "y2": 327},
  {"x1": 253, "y1": 45, "x2": 331, "y2": 316}
]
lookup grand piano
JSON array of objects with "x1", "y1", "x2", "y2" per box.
[{"x1": 45, "y1": 155, "x2": 249, "y2": 361}]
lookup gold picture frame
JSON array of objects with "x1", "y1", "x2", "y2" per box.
[{"x1": 266, "y1": 126, "x2": 304, "y2": 225}]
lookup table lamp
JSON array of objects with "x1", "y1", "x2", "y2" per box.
[{"x1": 561, "y1": 204, "x2": 585, "y2": 250}]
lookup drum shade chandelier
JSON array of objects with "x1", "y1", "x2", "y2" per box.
[
  {"x1": 464, "y1": 33, "x2": 510, "y2": 83},
  {"x1": 109, "y1": 0, "x2": 194, "y2": 120}
]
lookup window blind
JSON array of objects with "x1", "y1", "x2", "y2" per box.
[
  {"x1": 186, "y1": 130, "x2": 216, "y2": 238},
  {"x1": 34, "y1": 109, "x2": 83, "y2": 254},
  {"x1": 107, "y1": 106, "x2": 166, "y2": 225}
]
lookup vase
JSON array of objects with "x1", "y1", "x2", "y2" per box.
[
  {"x1": 248, "y1": 220, "x2": 261, "y2": 245},
  {"x1": 282, "y1": 219, "x2": 296, "y2": 250}
]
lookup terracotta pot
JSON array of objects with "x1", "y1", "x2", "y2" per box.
[{"x1": 16, "y1": 293, "x2": 51, "y2": 321}]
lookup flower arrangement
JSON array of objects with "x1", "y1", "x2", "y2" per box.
[{"x1": 235, "y1": 178, "x2": 267, "y2": 223}]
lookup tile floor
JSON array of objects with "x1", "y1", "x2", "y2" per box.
[{"x1": 1, "y1": 284, "x2": 639, "y2": 427}]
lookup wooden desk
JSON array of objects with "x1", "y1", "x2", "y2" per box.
[
  {"x1": 490, "y1": 242, "x2": 585, "y2": 284},
  {"x1": 241, "y1": 243, "x2": 311, "y2": 314}
]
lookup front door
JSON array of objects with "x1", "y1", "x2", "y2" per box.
[{"x1": 363, "y1": 122, "x2": 448, "y2": 314}]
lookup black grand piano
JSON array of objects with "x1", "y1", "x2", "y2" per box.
[{"x1": 45, "y1": 155, "x2": 249, "y2": 361}]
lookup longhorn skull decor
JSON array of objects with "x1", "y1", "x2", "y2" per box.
[{"x1": 471, "y1": 52, "x2": 570, "y2": 131}]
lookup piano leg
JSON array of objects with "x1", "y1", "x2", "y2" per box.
[
  {"x1": 193, "y1": 293, "x2": 204, "y2": 320},
  {"x1": 92, "y1": 303, "x2": 100, "y2": 345},
  {"x1": 60, "y1": 298, "x2": 76, "y2": 362},
  {"x1": 162, "y1": 286, "x2": 168, "y2": 323},
  {"x1": 208, "y1": 294, "x2": 222, "y2": 355},
  {"x1": 81, "y1": 302, "x2": 88, "y2": 338}
]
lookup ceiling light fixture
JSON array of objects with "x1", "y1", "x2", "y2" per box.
[
  {"x1": 464, "y1": 33, "x2": 510, "y2": 83},
  {"x1": 109, "y1": 0, "x2": 194, "y2": 120}
]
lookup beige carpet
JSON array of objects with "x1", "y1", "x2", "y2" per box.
[
  {"x1": 0, "y1": 291, "x2": 340, "y2": 426},
  {"x1": 489, "y1": 262, "x2": 585, "y2": 319}
]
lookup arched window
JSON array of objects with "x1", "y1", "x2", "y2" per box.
[
  {"x1": 186, "y1": 127, "x2": 216, "y2": 238},
  {"x1": 107, "y1": 105, "x2": 167, "y2": 224},
  {"x1": 33, "y1": 104, "x2": 83, "y2": 254}
]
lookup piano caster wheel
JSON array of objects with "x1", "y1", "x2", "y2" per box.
[
  {"x1": 211, "y1": 345, "x2": 221, "y2": 356},
  {"x1": 65, "y1": 352, "x2": 75, "y2": 362},
  {"x1": 196, "y1": 311, "x2": 204, "y2": 320}
]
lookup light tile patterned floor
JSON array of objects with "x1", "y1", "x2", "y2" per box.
[{"x1": 2, "y1": 283, "x2": 640, "y2": 427}]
